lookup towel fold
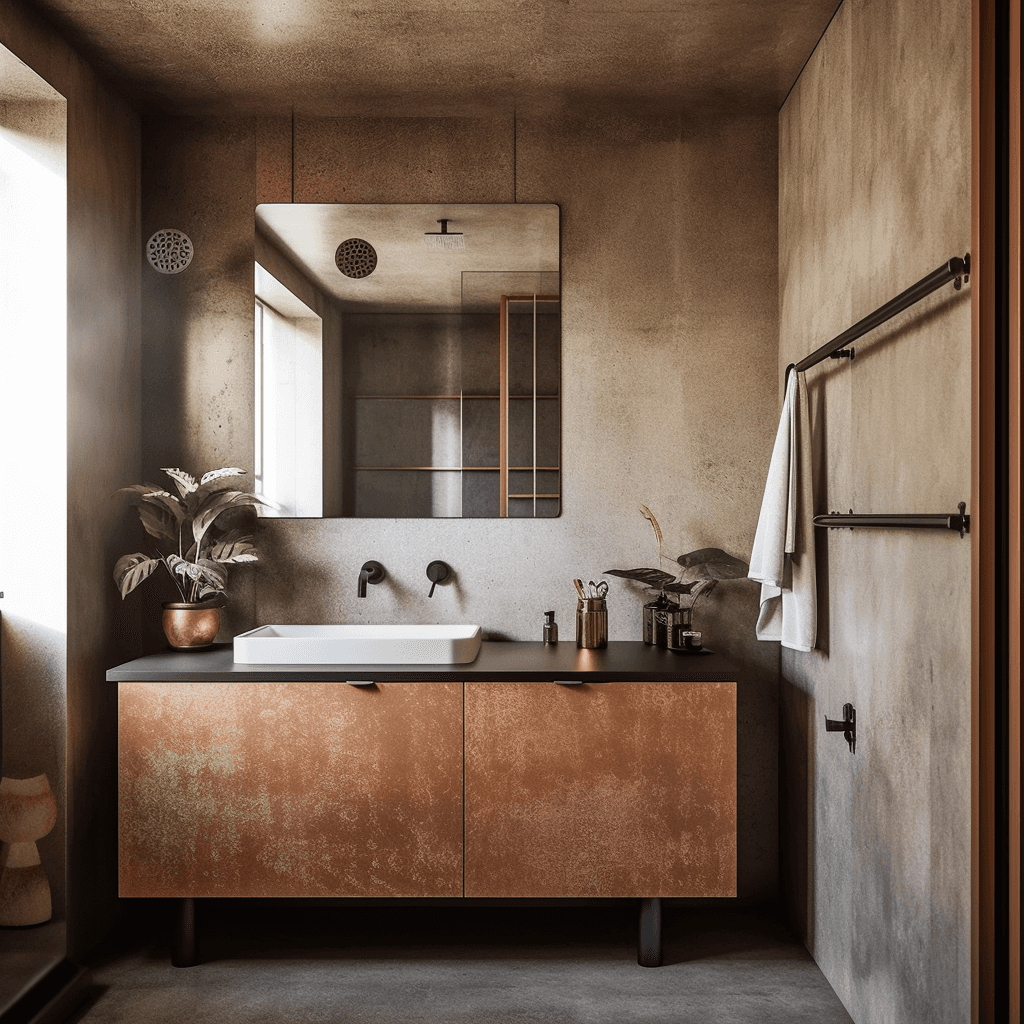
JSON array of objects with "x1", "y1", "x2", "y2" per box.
[{"x1": 748, "y1": 369, "x2": 817, "y2": 652}]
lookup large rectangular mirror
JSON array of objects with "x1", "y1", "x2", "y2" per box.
[{"x1": 254, "y1": 204, "x2": 560, "y2": 518}]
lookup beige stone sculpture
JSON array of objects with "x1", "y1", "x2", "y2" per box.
[{"x1": 0, "y1": 774, "x2": 57, "y2": 926}]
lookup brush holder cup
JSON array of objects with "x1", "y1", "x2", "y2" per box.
[{"x1": 576, "y1": 597, "x2": 608, "y2": 649}]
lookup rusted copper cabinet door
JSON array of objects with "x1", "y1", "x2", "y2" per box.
[
  {"x1": 464, "y1": 681, "x2": 736, "y2": 897},
  {"x1": 118, "y1": 682, "x2": 463, "y2": 898}
]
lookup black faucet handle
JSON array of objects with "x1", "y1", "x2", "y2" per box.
[{"x1": 426, "y1": 560, "x2": 451, "y2": 598}]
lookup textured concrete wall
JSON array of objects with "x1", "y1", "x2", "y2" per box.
[
  {"x1": 778, "y1": 1, "x2": 971, "y2": 1021},
  {"x1": 140, "y1": 112, "x2": 781, "y2": 900},
  {"x1": 141, "y1": 115, "x2": 257, "y2": 644},
  {"x1": 0, "y1": 0, "x2": 142, "y2": 961}
]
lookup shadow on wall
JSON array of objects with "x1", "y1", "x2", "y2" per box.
[
  {"x1": 834, "y1": 286, "x2": 971, "y2": 376},
  {"x1": 779, "y1": 673, "x2": 814, "y2": 949},
  {"x1": 807, "y1": 374, "x2": 831, "y2": 658}
]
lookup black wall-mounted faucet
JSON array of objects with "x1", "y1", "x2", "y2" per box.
[
  {"x1": 357, "y1": 561, "x2": 386, "y2": 598},
  {"x1": 426, "y1": 560, "x2": 451, "y2": 598}
]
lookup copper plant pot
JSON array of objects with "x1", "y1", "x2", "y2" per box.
[{"x1": 162, "y1": 598, "x2": 224, "y2": 650}]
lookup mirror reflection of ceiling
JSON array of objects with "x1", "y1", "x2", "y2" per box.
[
  {"x1": 21, "y1": 0, "x2": 840, "y2": 117},
  {"x1": 257, "y1": 204, "x2": 559, "y2": 314}
]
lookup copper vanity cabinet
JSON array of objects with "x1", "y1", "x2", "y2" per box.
[
  {"x1": 463, "y1": 680, "x2": 737, "y2": 898},
  {"x1": 117, "y1": 681, "x2": 464, "y2": 899}
]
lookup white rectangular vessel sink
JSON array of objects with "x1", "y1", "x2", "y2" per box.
[{"x1": 233, "y1": 624, "x2": 483, "y2": 665}]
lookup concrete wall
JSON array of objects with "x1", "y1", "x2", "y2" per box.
[
  {"x1": 140, "y1": 112, "x2": 782, "y2": 901},
  {"x1": 777, "y1": 0, "x2": 972, "y2": 1021},
  {"x1": 0, "y1": 0, "x2": 141, "y2": 962}
]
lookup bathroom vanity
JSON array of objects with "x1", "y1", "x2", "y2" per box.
[{"x1": 107, "y1": 641, "x2": 738, "y2": 967}]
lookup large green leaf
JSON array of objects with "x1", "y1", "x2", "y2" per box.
[
  {"x1": 162, "y1": 468, "x2": 198, "y2": 499},
  {"x1": 192, "y1": 490, "x2": 264, "y2": 548},
  {"x1": 604, "y1": 568, "x2": 677, "y2": 590},
  {"x1": 115, "y1": 483, "x2": 165, "y2": 500},
  {"x1": 165, "y1": 553, "x2": 194, "y2": 579},
  {"x1": 208, "y1": 530, "x2": 258, "y2": 563},
  {"x1": 663, "y1": 579, "x2": 701, "y2": 595},
  {"x1": 676, "y1": 547, "x2": 750, "y2": 580},
  {"x1": 166, "y1": 555, "x2": 227, "y2": 591},
  {"x1": 200, "y1": 467, "x2": 246, "y2": 486},
  {"x1": 196, "y1": 559, "x2": 228, "y2": 591},
  {"x1": 135, "y1": 501, "x2": 179, "y2": 542},
  {"x1": 113, "y1": 553, "x2": 160, "y2": 598},
  {"x1": 192, "y1": 469, "x2": 250, "y2": 510},
  {"x1": 115, "y1": 486, "x2": 185, "y2": 540},
  {"x1": 140, "y1": 489, "x2": 186, "y2": 524}
]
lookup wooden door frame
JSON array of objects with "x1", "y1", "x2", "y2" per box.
[
  {"x1": 1009, "y1": 4, "x2": 1021, "y2": 1019},
  {"x1": 972, "y1": 0, "x2": 1020, "y2": 1020}
]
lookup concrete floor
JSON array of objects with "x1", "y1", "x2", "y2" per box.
[
  {"x1": 63, "y1": 902, "x2": 854, "y2": 1023},
  {"x1": 0, "y1": 919, "x2": 65, "y2": 1013}
]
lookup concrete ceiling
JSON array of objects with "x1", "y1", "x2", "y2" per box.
[
  {"x1": 256, "y1": 203, "x2": 559, "y2": 312},
  {"x1": 21, "y1": 0, "x2": 838, "y2": 117}
]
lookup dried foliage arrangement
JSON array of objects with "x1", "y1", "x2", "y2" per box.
[
  {"x1": 604, "y1": 505, "x2": 749, "y2": 614},
  {"x1": 113, "y1": 467, "x2": 264, "y2": 605}
]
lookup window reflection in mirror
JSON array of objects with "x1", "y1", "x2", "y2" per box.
[{"x1": 254, "y1": 204, "x2": 560, "y2": 518}]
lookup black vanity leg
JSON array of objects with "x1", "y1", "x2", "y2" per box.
[
  {"x1": 172, "y1": 897, "x2": 199, "y2": 967},
  {"x1": 637, "y1": 897, "x2": 662, "y2": 968}
]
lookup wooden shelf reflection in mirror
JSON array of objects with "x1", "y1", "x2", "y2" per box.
[{"x1": 499, "y1": 295, "x2": 561, "y2": 518}]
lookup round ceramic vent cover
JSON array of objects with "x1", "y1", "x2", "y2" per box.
[
  {"x1": 146, "y1": 229, "x2": 194, "y2": 274},
  {"x1": 335, "y1": 238, "x2": 377, "y2": 279}
]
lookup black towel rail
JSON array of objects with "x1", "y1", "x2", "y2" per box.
[
  {"x1": 785, "y1": 253, "x2": 970, "y2": 381},
  {"x1": 787, "y1": 254, "x2": 971, "y2": 540},
  {"x1": 814, "y1": 503, "x2": 970, "y2": 538}
]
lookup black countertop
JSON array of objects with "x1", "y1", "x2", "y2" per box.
[{"x1": 106, "y1": 641, "x2": 740, "y2": 683}]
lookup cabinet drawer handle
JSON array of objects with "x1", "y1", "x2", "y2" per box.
[
  {"x1": 346, "y1": 680, "x2": 376, "y2": 687},
  {"x1": 554, "y1": 679, "x2": 584, "y2": 686}
]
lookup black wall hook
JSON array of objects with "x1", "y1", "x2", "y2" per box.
[
  {"x1": 825, "y1": 703, "x2": 856, "y2": 753},
  {"x1": 828, "y1": 347, "x2": 855, "y2": 363}
]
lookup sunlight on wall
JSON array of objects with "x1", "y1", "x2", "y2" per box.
[{"x1": 0, "y1": 101, "x2": 67, "y2": 634}]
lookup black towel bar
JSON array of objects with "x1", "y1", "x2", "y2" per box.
[
  {"x1": 813, "y1": 503, "x2": 970, "y2": 538},
  {"x1": 785, "y1": 254, "x2": 969, "y2": 382}
]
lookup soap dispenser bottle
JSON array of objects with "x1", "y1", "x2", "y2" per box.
[{"x1": 543, "y1": 610, "x2": 558, "y2": 644}]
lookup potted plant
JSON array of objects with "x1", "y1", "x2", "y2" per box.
[
  {"x1": 604, "y1": 504, "x2": 749, "y2": 646},
  {"x1": 113, "y1": 467, "x2": 264, "y2": 649}
]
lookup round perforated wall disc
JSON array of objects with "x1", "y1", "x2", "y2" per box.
[
  {"x1": 335, "y1": 238, "x2": 377, "y2": 279},
  {"x1": 146, "y1": 229, "x2": 194, "y2": 274}
]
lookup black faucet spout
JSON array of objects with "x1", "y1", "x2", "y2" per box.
[{"x1": 357, "y1": 560, "x2": 386, "y2": 598}]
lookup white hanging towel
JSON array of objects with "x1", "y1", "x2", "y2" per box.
[{"x1": 748, "y1": 369, "x2": 817, "y2": 651}]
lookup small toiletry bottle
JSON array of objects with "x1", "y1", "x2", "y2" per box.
[
  {"x1": 543, "y1": 610, "x2": 558, "y2": 644},
  {"x1": 643, "y1": 593, "x2": 670, "y2": 645}
]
